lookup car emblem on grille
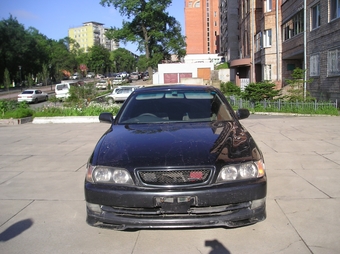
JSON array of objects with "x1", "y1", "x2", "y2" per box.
[{"x1": 189, "y1": 171, "x2": 203, "y2": 181}]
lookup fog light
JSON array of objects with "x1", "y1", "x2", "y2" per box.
[
  {"x1": 86, "y1": 202, "x2": 102, "y2": 213},
  {"x1": 251, "y1": 198, "x2": 266, "y2": 209}
]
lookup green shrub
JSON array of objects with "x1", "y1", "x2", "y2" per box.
[
  {"x1": 221, "y1": 81, "x2": 241, "y2": 96},
  {"x1": 0, "y1": 100, "x2": 31, "y2": 118},
  {"x1": 242, "y1": 81, "x2": 281, "y2": 102},
  {"x1": 3, "y1": 107, "x2": 34, "y2": 118}
]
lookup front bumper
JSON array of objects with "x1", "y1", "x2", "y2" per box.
[{"x1": 85, "y1": 177, "x2": 267, "y2": 230}]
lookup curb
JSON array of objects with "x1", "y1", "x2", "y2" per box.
[
  {"x1": 32, "y1": 116, "x2": 99, "y2": 124},
  {"x1": 0, "y1": 117, "x2": 33, "y2": 125}
]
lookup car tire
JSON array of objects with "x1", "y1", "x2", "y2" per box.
[
  {"x1": 34, "y1": 98, "x2": 39, "y2": 103},
  {"x1": 108, "y1": 98, "x2": 114, "y2": 104}
]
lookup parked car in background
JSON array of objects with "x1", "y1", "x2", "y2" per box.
[
  {"x1": 106, "y1": 85, "x2": 140, "y2": 104},
  {"x1": 130, "y1": 72, "x2": 139, "y2": 80},
  {"x1": 71, "y1": 73, "x2": 80, "y2": 80},
  {"x1": 96, "y1": 74, "x2": 105, "y2": 79},
  {"x1": 95, "y1": 80, "x2": 108, "y2": 90},
  {"x1": 17, "y1": 89, "x2": 48, "y2": 103},
  {"x1": 86, "y1": 72, "x2": 95, "y2": 78},
  {"x1": 54, "y1": 81, "x2": 78, "y2": 101},
  {"x1": 142, "y1": 71, "x2": 149, "y2": 81},
  {"x1": 85, "y1": 84, "x2": 267, "y2": 230},
  {"x1": 112, "y1": 75, "x2": 124, "y2": 85}
]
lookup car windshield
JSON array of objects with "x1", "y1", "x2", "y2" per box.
[{"x1": 118, "y1": 90, "x2": 233, "y2": 124}]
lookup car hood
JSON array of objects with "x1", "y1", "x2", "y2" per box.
[{"x1": 91, "y1": 121, "x2": 262, "y2": 168}]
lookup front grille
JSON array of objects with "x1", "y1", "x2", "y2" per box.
[{"x1": 137, "y1": 168, "x2": 213, "y2": 187}]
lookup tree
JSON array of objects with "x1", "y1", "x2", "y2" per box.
[
  {"x1": 285, "y1": 67, "x2": 314, "y2": 101},
  {"x1": 112, "y1": 48, "x2": 137, "y2": 73},
  {"x1": 87, "y1": 45, "x2": 112, "y2": 74},
  {"x1": 100, "y1": 0, "x2": 186, "y2": 75},
  {"x1": 0, "y1": 15, "x2": 31, "y2": 84},
  {"x1": 3, "y1": 68, "x2": 11, "y2": 91},
  {"x1": 40, "y1": 64, "x2": 49, "y2": 86},
  {"x1": 242, "y1": 81, "x2": 281, "y2": 102}
]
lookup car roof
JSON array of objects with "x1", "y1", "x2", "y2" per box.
[{"x1": 134, "y1": 84, "x2": 218, "y2": 93}]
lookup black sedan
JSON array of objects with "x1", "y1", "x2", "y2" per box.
[{"x1": 85, "y1": 85, "x2": 266, "y2": 230}]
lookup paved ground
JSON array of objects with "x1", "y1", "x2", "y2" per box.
[{"x1": 0, "y1": 115, "x2": 340, "y2": 254}]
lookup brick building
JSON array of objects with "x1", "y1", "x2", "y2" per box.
[
  {"x1": 306, "y1": 0, "x2": 340, "y2": 101},
  {"x1": 185, "y1": 0, "x2": 220, "y2": 54},
  {"x1": 218, "y1": 0, "x2": 339, "y2": 102},
  {"x1": 228, "y1": 0, "x2": 283, "y2": 89}
]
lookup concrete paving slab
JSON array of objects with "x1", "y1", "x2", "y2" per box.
[
  {"x1": 294, "y1": 169, "x2": 340, "y2": 198},
  {"x1": 0, "y1": 200, "x2": 139, "y2": 254},
  {"x1": 0, "y1": 115, "x2": 340, "y2": 253},
  {"x1": 266, "y1": 170, "x2": 329, "y2": 200},
  {"x1": 0, "y1": 200, "x2": 33, "y2": 226},
  {"x1": 0, "y1": 155, "x2": 87, "y2": 172},
  {"x1": 277, "y1": 199, "x2": 340, "y2": 254},
  {"x1": 260, "y1": 151, "x2": 339, "y2": 171},
  {"x1": 0, "y1": 171, "x2": 85, "y2": 200}
]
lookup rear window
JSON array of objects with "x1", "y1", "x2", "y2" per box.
[
  {"x1": 22, "y1": 91, "x2": 34, "y2": 94},
  {"x1": 56, "y1": 84, "x2": 69, "y2": 90}
]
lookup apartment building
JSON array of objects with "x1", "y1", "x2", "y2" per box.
[
  {"x1": 185, "y1": 0, "x2": 220, "y2": 54},
  {"x1": 68, "y1": 21, "x2": 119, "y2": 52},
  {"x1": 227, "y1": 0, "x2": 282, "y2": 89},
  {"x1": 219, "y1": 0, "x2": 340, "y2": 101},
  {"x1": 219, "y1": 0, "x2": 239, "y2": 82},
  {"x1": 306, "y1": 0, "x2": 340, "y2": 101}
]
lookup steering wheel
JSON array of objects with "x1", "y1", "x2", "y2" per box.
[{"x1": 138, "y1": 113, "x2": 157, "y2": 118}]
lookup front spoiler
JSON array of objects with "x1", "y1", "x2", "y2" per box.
[{"x1": 86, "y1": 202, "x2": 266, "y2": 230}]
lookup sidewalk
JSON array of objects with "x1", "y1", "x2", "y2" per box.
[{"x1": 0, "y1": 115, "x2": 339, "y2": 253}]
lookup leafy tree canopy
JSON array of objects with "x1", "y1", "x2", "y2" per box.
[
  {"x1": 111, "y1": 48, "x2": 137, "y2": 73},
  {"x1": 100, "y1": 0, "x2": 186, "y2": 73},
  {"x1": 87, "y1": 45, "x2": 112, "y2": 74}
]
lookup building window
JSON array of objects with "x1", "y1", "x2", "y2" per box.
[
  {"x1": 327, "y1": 48, "x2": 340, "y2": 76},
  {"x1": 263, "y1": 29, "x2": 272, "y2": 47},
  {"x1": 282, "y1": 11, "x2": 304, "y2": 41},
  {"x1": 188, "y1": 1, "x2": 193, "y2": 8},
  {"x1": 194, "y1": 1, "x2": 200, "y2": 8},
  {"x1": 330, "y1": 0, "x2": 340, "y2": 20},
  {"x1": 264, "y1": 65, "x2": 272, "y2": 81},
  {"x1": 311, "y1": 4, "x2": 320, "y2": 29},
  {"x1": 310, "y1": 54, "x2": 320, "y2": 76},
  {"x1": 255, "y1": 32, "x2": 262, "y2": 52},
  {"x1": 266, "y1": 0, "x2": 272, "y2": 12}
]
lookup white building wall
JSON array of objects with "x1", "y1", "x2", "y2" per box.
[{"x1": 153, "y1": 63, "x2": 215, "y2": 84}]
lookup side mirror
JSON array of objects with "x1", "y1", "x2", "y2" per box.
[
  {"x1": 236, "y1": 109, "x2": 250, "y2": 120},
  {"x1": 99, "y1": 112, "x2": 114, "y2": 123}
]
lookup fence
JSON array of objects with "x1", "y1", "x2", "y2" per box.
[{"x1": 227, "y1": 96, "x2": 338, "y2": 114}]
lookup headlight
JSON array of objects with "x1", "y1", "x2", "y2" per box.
[
  {"x1": 216, "y1": 160, "x2": 265, "y2": 183},
  {"x1": 86, "y1": 165, "x2": 134, "y2": 185}
]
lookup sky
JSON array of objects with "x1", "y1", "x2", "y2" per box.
[{"x1": 0, "y1": 0, "x2": 185, "y2": 53}]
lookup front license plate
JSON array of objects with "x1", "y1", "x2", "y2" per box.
[{"x1": 154, "y1": 196, "x2": 197, "y2": 213}]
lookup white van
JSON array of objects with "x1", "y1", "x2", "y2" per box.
[{"x1": 55, "y1": 81, "x2": 77, "y2": 100}]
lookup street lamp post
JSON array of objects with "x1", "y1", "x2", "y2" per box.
[{"x1": 18, "y1": 65, "x2": 22, "y2": 91}]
